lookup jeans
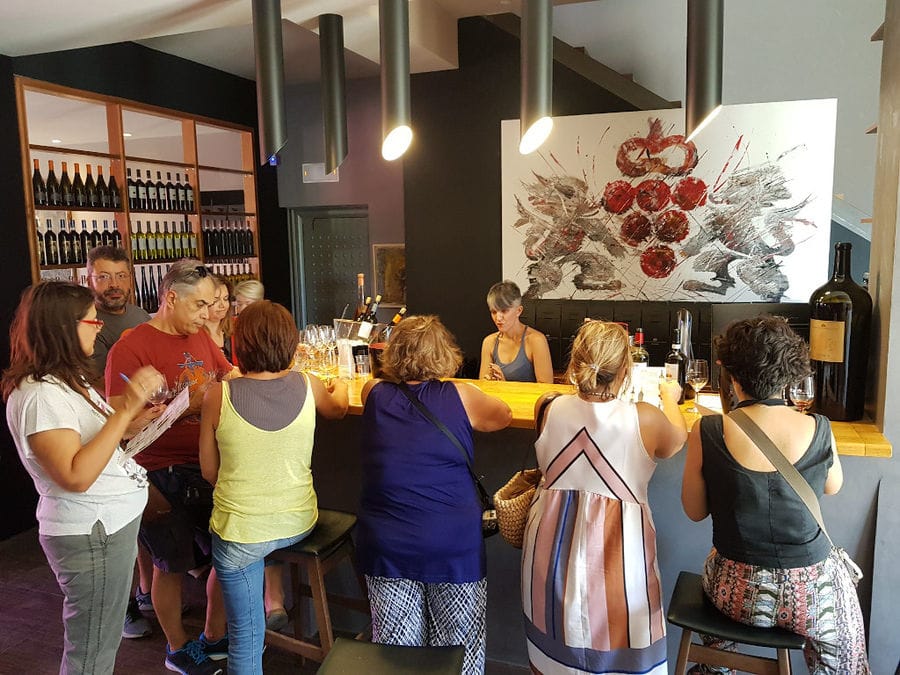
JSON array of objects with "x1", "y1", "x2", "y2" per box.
[
  {"x1": 40, "y1": 516, "x2": 140, "y2": 675},
  {"x1": 211, "y1": 529, "x2": 311, "y2": 675}
]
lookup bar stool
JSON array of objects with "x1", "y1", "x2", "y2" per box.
[
  {"x1": 316, "y1": 638, "x2": 465, "y2": 675},
  {"x1": 264, "y1": 509, "x2": 370, "y2": 663},
  {"x1": 667, "y1": 571, "x2": 805, "y2": 675}
]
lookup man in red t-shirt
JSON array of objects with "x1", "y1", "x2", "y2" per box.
[{"x1": 107, "y1": 259, "x2": 234, "y2": 674}]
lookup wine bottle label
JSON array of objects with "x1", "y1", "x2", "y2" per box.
[
  {"x1": 664, "y1": 362, "x2": 679, "y2": 380},
  {"x1": 809, "y1": 319, "x2": 845, "y2": 362}
]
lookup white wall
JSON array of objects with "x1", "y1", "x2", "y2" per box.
[{"x1": 555, "y1": 0, "x2": 883, "y2": 229}]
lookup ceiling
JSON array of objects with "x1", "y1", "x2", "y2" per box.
[{"x1": 0, "y1": 0, "x2": 589, "y2": 84}]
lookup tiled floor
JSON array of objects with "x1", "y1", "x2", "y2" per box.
[{"x1": 0, "y1": 527, "x2": 528, "y2": 674}]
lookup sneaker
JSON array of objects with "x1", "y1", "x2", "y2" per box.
[
  {"x1": 165, "y1": 640, "x2": 223, "y2": 675},
  {"x1": 265, "y1": 608, "x2": 289, "y2": 632},
  {"x1": 135, "y1": 587, "x2": 153, "y2": 612},
  {"x1": 199, "y1": 631, "x2": 229, "y2": 661},
  {"x1": 122, "y1": 598, "x2": 152, "y2": 639}
]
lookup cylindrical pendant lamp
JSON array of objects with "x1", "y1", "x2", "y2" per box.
[
  {"x1": 320, "y1": 14, "x2": 348, "y2": 174},
  {"x1": 252, "y1": 0, "x2": 288, "y2": 165},
  {"x1": 685, "y1": 0, "x2": 723, "y2": 141},
  {"x1": 379, "y1": 0, "x2": 412, "y2": 161},
  {"x1": 519, "y1": 0, "x2": 553, "y2": 155}
]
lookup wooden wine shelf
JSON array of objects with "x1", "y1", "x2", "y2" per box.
[
  {"x1": 35, "y1": 206, "x2": 122, "y2": 214},
  {"x1": 30, "y1": 144, "x2": 118, "y2": 160},
  {"x1": 124, "y1": 155, "x2": 194, "y2": 169}
]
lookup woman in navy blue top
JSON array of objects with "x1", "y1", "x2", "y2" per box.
[{"x1": 357, "y1": 315, "x2": 511, "y2": 674}]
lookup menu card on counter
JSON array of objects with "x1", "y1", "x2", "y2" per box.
[{"x1": 119, "y1": 385, "x2": 190, "y2": 463}]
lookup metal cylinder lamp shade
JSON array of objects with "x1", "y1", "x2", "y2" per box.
[
  {"x1": 379, "y1": 0, "x2": 412, "y2": 160},
  {"x1": 320, "y1": 14, "x2": 348, "y2": 174},
  {"x1": 519, "y1": 0, "x2": 553, "y2": 155},
  {"x1": 252, "y1": 0, "x2": 288, "y2": 165},
  {"x1": 685, "y1": 0, "x2": 724, "y2": 141}
]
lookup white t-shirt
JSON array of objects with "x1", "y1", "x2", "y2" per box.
[{"x1": 6, "y1": 376, "x2": 148, "y2": 536}]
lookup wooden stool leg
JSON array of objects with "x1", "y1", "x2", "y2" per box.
[
  {"x1": 309, "y1": 557, "x2": 335, "y2": 655},
  {"x1": 674, "y1": 629, "x2": 692, "y2": 675},
  {"x1": 777, "y1": 648, "x2": 792, "y2": 674}
]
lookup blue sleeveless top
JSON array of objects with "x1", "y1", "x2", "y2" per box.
[
  {"x1": 491, "y1": 327, "x2": 537, "y2": 382},
  {"x1": 356, "y1": 380, "x2": 485, "y2": 583}
]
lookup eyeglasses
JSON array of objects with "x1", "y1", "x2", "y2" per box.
[
  {"x1": 91, "y1": 272, "x2": 131, "y2": 284},
  {"x1": 79, "y1": 318, "x2": 105, "y2": 328}
]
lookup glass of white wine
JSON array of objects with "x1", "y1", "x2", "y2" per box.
[
  {"x1": 789, "y1": 374, "x2": 815, "y2": 414},
  {"x1": 686, "y1": 359, "x2": 709, "y2": 413}
]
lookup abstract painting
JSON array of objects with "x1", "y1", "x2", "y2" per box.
[{"x1": 501, "y1": 100, "x2": 837, "y2": 302}]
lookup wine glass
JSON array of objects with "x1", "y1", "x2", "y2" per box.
[
  {"x1": 686, "y1": 359, "x2": 709, "y2": 413},
  {"x1": 790, "y1": 374, "x2": 815, "y2": 414},
  {"x1": 147, "y1": 376, "x2": 171, "y2": 405}
]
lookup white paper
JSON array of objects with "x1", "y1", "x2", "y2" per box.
[{"x1": 119, "y1": 385, "x2": 191, "y2": 463}]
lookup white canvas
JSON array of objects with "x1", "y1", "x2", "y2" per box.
[{"x1": 501, "y1": 100, "x2": 837, "y2": 302}]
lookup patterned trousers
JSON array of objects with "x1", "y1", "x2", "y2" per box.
[
  {"x1": 365, "y1": 575, "x2": 487, "y2": 675},
  {"x1": 691, "y1": 549, "x2": 870, "y2": 675}
]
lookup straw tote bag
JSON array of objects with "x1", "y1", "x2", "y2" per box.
[{"x1": 494, "y1": 393, "x2": 561, "y2": 548}]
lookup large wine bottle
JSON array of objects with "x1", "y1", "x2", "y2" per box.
[
  {"x1": 84, "y1": 164, "x2": 99, "y2": 208},
  {"x1": 59, "y1": 161, "x2": 74, "y2": 207},
  {"x1": 72, "y1": 163, "x2": 87, "y2": 208},
  {"x1": 809, "y1": 242, "x2": 872, "y2": 421},
  {"x1": 664, "y1": 328, "x2": 686, "y2": 404},
  {"x1": 96, "y1": 165, "x2": 110, "y2": 208},
  {"x1": 107, "y1": 167, "x2": 121, "y2": 210},
  {"x1": 43, "y1": 218, "x2": 59, "y2": 265},
  {"x1": 46, "y1": 160, "x2": 61, "y2": 206},
  {"x1": 32, "y1": 159, "x2": 47, "y2": 206}
]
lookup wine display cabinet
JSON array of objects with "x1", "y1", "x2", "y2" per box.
[{"x1": 16, "y1": 77, "x2": 262, "y2": 310}]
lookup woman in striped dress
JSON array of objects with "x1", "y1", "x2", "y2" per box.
[{"x1": 521, "y1": 321, "x2": 687, "y2": 674}]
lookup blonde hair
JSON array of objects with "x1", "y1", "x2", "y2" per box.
[
  {"x1": 233, "y1": 279, "x2": 265, "y2": 303},
  {"x1": 381, "y1": 315, "x2": 463, "y2": 382},
  {"x1": 565, "y1": 321, "x2": 631, "y2": 396}
]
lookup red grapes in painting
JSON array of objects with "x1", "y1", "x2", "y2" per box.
[
  {"x1": 621, "y1": 212, "x2": 652, "y2": 247},
  {"x1": 672, "y1": 176, "x2": 708, "y2": 210},
  {"x1": 602, "y1": 180, "x2": 635, "y2": 214},
  {"x1": 640, "y1": 245, "x2": 677, "y2": 278},
  {"x1": 654, "y1": 209, "x2": 690, "y2": 243},
  {"x1": 635, "y1": 179, "x2": 671, "y2": 212}
]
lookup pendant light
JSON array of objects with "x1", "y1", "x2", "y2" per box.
[
  {"x1": 685, "y1": 0, "x2": 723, "y2": 141},
  {"x1": 319, "y1": 14, "x2": 348, "y2": 174},
  {"x1": 379, "y1": 0, "x2": 412, "y2": 161},
  {"x1": 519, "y1": 0, "x2": 553, "y2": 155},
  {"x1": 252, "y1": 0, "x2": 288, "y2": 165}
]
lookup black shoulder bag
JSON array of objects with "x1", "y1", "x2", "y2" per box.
[{"x1": 396, "y1": 382, "x2": 498, "y2": 538}]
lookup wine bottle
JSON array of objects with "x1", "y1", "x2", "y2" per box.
[
  {"x1": 146, "y1": 170, "x2": 159, "y2": 211},
  {"x1": 72, "y1": 163, "x2": 87, "y2": 208},
  {"x1": 134, "y1": 221, "x2": 146, "y2": 261},
  {"x1": 175, "y1": 173, "x2": 187, "y2": 211},
  {"x1": 130, "y1": 222, "x2": 140, "y2": 260},
  {"x1": 133, "y1": 269, "x2": 143, "y2": 310},
  {"x1": 96, "y1": 165, "x2": 110, "y2": 208},
  {"x1": 126, "y1": 168, "x2": 137, "y2": 210},
  {"x1": 355, "y1": 273, "x2": 366, "y2": 320},
  {"x1": 389, "y1": 306, "x2": 407, "y2": 326},
  {"x1": 664, "y1": 328, "x2": 686, "y2": 404},
  {"x1": 187, "y1": 221, "x2": 198, "y2": 257},
  {"x1": 90, "y1": 220, "x2": 102, "y2": 250},
  {"x1": 146, "y1": 221, "x2": 158, "y2": 260},
  {"x1": 172, "y1": 221, "x2": 183, "y2": 258},
  {"x1": 101, "y1": 220, "x2": 113, "y2": 247},
  {"x1": 59, "y1": 161, "x2": 74, "y2": 207},
  {"x1": 162, "y1": 221, "x2": 172, "y2": 259},
  {"x1": 809, "y1": 242, "x2": 873, "y2": 421},
  {"x1": 111, "y1": 219, "x2": 122, "y2": 249},
  {"x1": 58, "y1": 218, "x2": 73, "y2": 264},
  {"x1": 136, "y1": 169, "x2": 148, "y2": 211},
  {"x1": 46, "y1": 160, "x2": 61, "y2": 206},
  {"x1": 36, "y1": 219, "x2": 46, "y2": 266},
  {"x1": 155, "y1": 171, "x2": 168, "y2": 211},
  {"x1": 148, "y1": 266, "x2": 159, "y2": 313},
  {"x1": 363, "y1": 295, "x2": 382, "y2": 323},
  {"x1": 632, "y1": 327, "x2": 650, "y2": 367},
  {"x1": 84, "y1": 164, "x2": 99, "y2": 208},
  {"x1": 78, "y1": 220, "x2": 91, "y2": 262},
  {"x1": 69, "y1": 220, "x2": 83, "y2": 264},
  {"x1": 166, "y1": 172, "x2": 178, "y2": 213},
  {"x1": 44, "y1": 218, "x2": 59, "y2": 265},
  {"x1": 140, "y1": 267, "x2": 152, "y2": 313},
  {"x1": 184, "y1": 173, "x2": 195, "y2": 213},
  {"x1": 243, "y1": 219, "x2": 254, "y2": 256},
  {"x1": 32, "y1": 159, "x2": 48, "y2": 206}
]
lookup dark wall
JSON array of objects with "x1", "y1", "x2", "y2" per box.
[
  {"x1": 405, "y1": 18, "x2": 638, "y2": 362},
  {"x1": 0, "y1": 43, "x2": 288, "y2": 539}
]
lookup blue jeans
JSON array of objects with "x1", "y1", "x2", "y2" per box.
[{"x1": 211, "y1": 529, "x2": 311, "y2": 675}]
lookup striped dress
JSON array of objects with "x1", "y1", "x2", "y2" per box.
[{"x1": 521, "y1": 395, "x2": 667, "y2": 675}]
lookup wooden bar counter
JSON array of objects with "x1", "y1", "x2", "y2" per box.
[{"x1": 343, "y1": 377, "x2": 892, "y2": 457}]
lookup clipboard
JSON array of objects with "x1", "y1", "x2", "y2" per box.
[{"x1": 118, "y1": 385, "x2": 191, "y2": 463}]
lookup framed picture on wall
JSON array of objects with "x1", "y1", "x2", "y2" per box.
[{"x1": 373, "y1": 244, "x2": 406, "y2": 307}]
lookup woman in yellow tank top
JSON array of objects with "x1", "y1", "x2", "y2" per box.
[{"x1": 199, "y1": 301, "x2": 348, "y2": 675}]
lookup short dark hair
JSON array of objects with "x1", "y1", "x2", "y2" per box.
[
  {"x1": 714, "y1": 315, "x2": 811, "y2": 399},
  {"x1": 381, "y1": 315, "x2": 463, "y2": 381},
  {"x1": 86, "y1": 245, "x2": 130, "y2": 269},
  {"x1": 233, "y1": 301, "x2": 298, "y2": 374},
  {"x1": 486, "y1": 280, "x2": 523, "y2": 311},
  {"x1": 2, "y1": 282, "x2": 96, "y2": 401}
]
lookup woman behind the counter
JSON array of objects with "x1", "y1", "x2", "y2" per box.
[
  {"x1": 357, "y1": 315, "x2": 512, "y2": 674},
  {"x1": 479, "y1": 280, "x2": 553, "y2": 383}
]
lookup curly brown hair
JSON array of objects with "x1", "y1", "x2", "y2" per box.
[
  {"x1": 714, "y1": 315, "x2": 811, "y2": 400},
  {"x1": 565, "y1": 320, "x2": 632, "y2": 396},
  {"x1": 2, "y1": 282, "x2": 96, "y2": 402},
  {"x1": 381, "y1": 315, "x2": 463, "y2": 382}
]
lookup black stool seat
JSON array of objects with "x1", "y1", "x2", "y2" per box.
[
  {"x1": 667, "y1": 572, "x2": 805, "y2": 650},
  {"x1": 278, "y1": 510, "x2": 358, "y2": 558},
  {"x1": 316, "y1": 638, "x2": 465, "y2": 675}
]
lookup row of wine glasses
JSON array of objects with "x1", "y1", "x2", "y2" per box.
[{"x1": 293, "y1": 324, "x2": 338, "y2": 381}]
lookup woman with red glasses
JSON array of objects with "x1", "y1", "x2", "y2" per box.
[{"x1": 2, "y1": 281, "x2": 164, "y2": 674}]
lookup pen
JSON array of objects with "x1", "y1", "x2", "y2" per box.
[{"x1": 119, "y1": 373, "x2": 131, "y2": 385}]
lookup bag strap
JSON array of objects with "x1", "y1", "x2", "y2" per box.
[
  {"x1": 396, "y1": 382, "x2": 492, "y2": 507},
  {"x1": 728, "y1": 408, "x2": 834, "y2": 547}
]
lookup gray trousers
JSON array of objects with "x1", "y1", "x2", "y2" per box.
[{"x1": 39, "y1": 516, "x2": 140, "y2": 675}]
